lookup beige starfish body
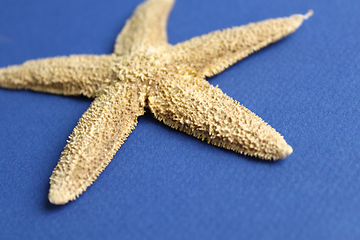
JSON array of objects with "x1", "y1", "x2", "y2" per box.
[{"x1": 0, "y1": 0, "x2": 312, "y2": 204}]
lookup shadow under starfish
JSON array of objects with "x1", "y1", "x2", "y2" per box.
[{"x1": 0, "y1": 0, "x2": 313, "y2": 204}]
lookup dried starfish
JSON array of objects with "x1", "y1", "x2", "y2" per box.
[{"x1": 0, "y1": 0, "x2": 312, "y2": 205}]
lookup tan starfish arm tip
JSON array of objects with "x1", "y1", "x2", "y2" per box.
[
  {"x1": 48, "y1": 82, "x2": 146, "y2": 205},
  {"x1": 303, "y1": 10, "x2": 314, "y2": 20},
  {"x1": 114, "y1": 0, "x2": 174, "y2": 56},
  {"x1": 0, "y1": 55, "x2": 117, "y2": 98},
  {"x1": 169, "y1": 10, "x2": 313, "y2": 79},
  {"x1": 278, "y1": 143, "x2": 293, "y2": 159},
  {"x1": 148, "y1": 76, "x2": 293, "y2": 161}
]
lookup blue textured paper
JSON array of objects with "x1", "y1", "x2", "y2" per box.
[{"x1": 0, "y1": 0, "x2": 359, "y2": 239}]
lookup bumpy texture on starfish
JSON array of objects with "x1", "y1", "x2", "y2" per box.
[{"x1": 0, "y1": 0, "x2": 312, "y2": 204}]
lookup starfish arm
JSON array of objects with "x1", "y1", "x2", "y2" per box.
[
  {"x1": 169, "y1": 11, "x2": 313, "y2": 78},
  {"x1": 48, "y1": 82, "x2": 146, "y2": 205},
  {"x1": 148, "y1": 75, "x2": 292, "y2": 160},
  {"x1": 0, "y1": 54, "x2": 117, "y2": 98},
  {"x1": 114, "y1": 0, "x2": 174, "y2": 56}
]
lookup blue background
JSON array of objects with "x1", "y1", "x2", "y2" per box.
[{"x1": 0, "y1": 0, "x2": 359, "y2": 239}]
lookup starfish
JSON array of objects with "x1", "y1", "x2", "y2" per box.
[{"x1": 0, "y1": 0, "x2": 312, "y2": 205}]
